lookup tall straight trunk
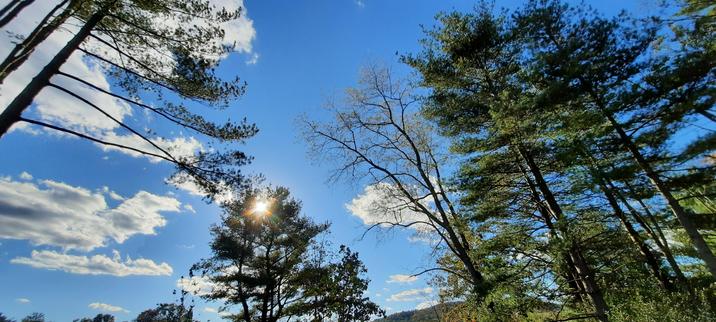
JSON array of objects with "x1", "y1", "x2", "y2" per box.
[
  {"x1": 0, "y1": 0, "x2": 33, "y2": 29},
  {"x1": 599, "y1": 109, "x2": 716, "y2": 278},
  {"x1": 518, "y1": 161, "x2": 585, "y2": 303},
  {"x1": 0, "y1": 7, "x2": 107, "y2": 138},
  {"x1": 579, "y1": 145, "x2": 678, "y2": 289},
  {"x1": 0, "y1": 0, "x2": 21, "y2": 19},
  {"x1": 617, "y1": 181, "x2": 688, "y2": 287},
  {"x1": 0, "y1": 0, "x2": 77, "y2": 84},
  {"x1": 568, "y1": 248, "x2": 608, "y2": 321},
  {"x1": 516, "y1": 146, "x2": 609, "y2": 321},
  {"x1": 593, "y1": 172, "x2": 674, "y2": 290},
  {"x1": 697, "y1": 109, "x2": 716, "y2": 123}
]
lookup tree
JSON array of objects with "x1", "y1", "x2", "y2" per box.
[
  {"x1": 403, "y1": 5, "x2": 615, "y2": 318},
  {"x1": 512, "y1": 0, "x2": 716, "y2": 278},
  {"x1": 0, "y1": 313, "x2": 16, "y2": 322},
  {"x1": 0, "y1": 0, "x2": 81, "y2": 84},
  {"x1": 0, "y1": 0, "x2": 257, "y2": 201},
  {"x1": 0, "y1": 0, "x2": 34, "y2": 29},
  {"x1": 401, "y1": 0, "x2": 716, "y2": 320},
  {"x1": 301, "y1": 245, "x2": 385, "y2": 321},
  {"x1": 191, "y1": 186, "x2": 382, "y2": 322},
  {"x1": 302, "y1": 65, "x2": 490, "y2": 300},
  {"x1": 134, "y1": 303, "x2": 195, "y2": 322},
  {"x1": 20, "y1": 313, "x2": 44, "y2": 322},
  {"x1": 73, "y1": 314, "x2": 115, "y2": 322}
]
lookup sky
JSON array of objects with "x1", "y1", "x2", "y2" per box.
[{"x1": 0, "y1": 0, "x2": 661, "y2": 320}]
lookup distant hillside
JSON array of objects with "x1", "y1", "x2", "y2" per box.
[{"x1": 374, "y1": 302, "x2": 460, "y2": 322}]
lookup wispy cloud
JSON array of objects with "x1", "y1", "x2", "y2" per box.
[
  {"x1": 18, "y1": 172, "x2": 33, "y2": 180},
  {"x1": 16, "y1": 298, "x2": 30, "y2": 304},
  {"x1": 89, "y1": 302, "x2": 129, "y2": 313},
  {"x1": 387, "y1": 287, "x2": 433, "y2": 302},
  {"x1": 246, "y1": 53, "x2": 260, "y2": 65},
  {"x1": 387, "y1": 274, "x2": 418, "y2": 284},
  {"x1": 12, "y1": 250, "x2": 173, "y2": 277}
]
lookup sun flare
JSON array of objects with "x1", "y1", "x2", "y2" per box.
[{"x1": 253, "y1": 200, "x2": 269, "y2": 214}]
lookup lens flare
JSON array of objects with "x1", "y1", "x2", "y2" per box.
[{"x1": 253, "y1": 201, "x2": 269, "y2": 213}]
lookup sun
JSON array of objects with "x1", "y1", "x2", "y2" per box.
[{"x1": 253, "y1": 200, "x2": 269, "y2": 214}]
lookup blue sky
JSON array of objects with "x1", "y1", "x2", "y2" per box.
[{"x1": 0, "y1": 0, "x2": 658, "y2": 320}]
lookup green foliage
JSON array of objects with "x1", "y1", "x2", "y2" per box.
[
  {"x1": 20, "y1": 313, "x2": 44, "y2": 322},
  {"x1": 134, "y1": 303, "x2": 196, "y2": 322},
  {"x1": 403, "y1": 0, "x2": 716, "y2": 319},
  {"x1": 606, "y1": 283, "x2": 716, "y2": 322},
  {"x1": 374, "y1": 302, "x2": 460, "y2": 322},
  {"x1": 73, "y1": 314, "x2": 115, "y2": 322},
  {"x1": 192, "y1": 186, "x2": 381, "y2": 322}
]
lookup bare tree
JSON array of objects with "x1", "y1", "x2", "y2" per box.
[{"x1": 301, "y1": 65, "x2": 486, "y2": 294}]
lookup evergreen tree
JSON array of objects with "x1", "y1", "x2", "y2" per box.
[
  {"x1": 0, "y1": 0, "x2": 257, "y2": 201},
  {"x1": 513, "y1": 0, "x2": 716, "y2": 277},
  {"x1": 134, "y1": 303, "x2": 195, "y2": 322},
  {"x1": 20, "y1": 313, "x2": 44, "y2": 322},
  {"x1": 191, "y1": 186, "x2": 381, "y2": 322}
]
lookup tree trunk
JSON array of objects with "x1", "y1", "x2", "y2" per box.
[
  {"x1": 601, "y1": 110, "x2": 716, "y2": 278},
  {"x1": 595, "y1": 173, "x2": 674, "y2": 290},
  {"x1": 569, "y1": 248, "x2": 609, "y2": 322},
  {"x1": 697, "y1": 109, "x2": 716, "y2": 123},
  {"x1": 579, "y1": 145, "x2": 677, "y2": 289},
  {"x1": 0, "y1": 6, "x2": 106, "y2": 138},
  {"x1": 0, "y1": 0, "x2": 77, "y2": 84},
  {"x1": 516, "y1": 146, "x2": 609, "y2": 321},
  {"x1": 0, "y1": 0, "x2": 33, "y2": 29},
  {"x1": 0, "y1": 0, "x2": 21, "y2": 19},
  {"x1": 518, "y1": 161, "x2": 585, "y2": 303},
  {"x1": 618, "y1": 181, "x2": 689, "y2": 288}
]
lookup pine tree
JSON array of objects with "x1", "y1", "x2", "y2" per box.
[
  {"x1": 191, "y1": 186, "x2": 381, "y2": 322},
  {"x1": 0, "y1": 0, "x2": 257, "y2": 200}
]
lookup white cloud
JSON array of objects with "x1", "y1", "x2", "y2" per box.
[
  {"x1": 416, "y1": 300, "x2": 438, "y2": 310},
  {"x1": 346, "y1": 183, "x2": 433, "y2": 232},
  {"x1": 407, "y1": 234, "x2": 440, "y2": 244},
  {"x1": 0, "y1": 175, "x2": 180, "y2": 251},
  {"x1": 98, "y1": 133, "x2": 203, "y2": 163},
  {"x1": 355, "y1": 0, "x2": 366, "y2": 8},
  {"x1": 12, "y1": 250, "x2": 172, "y2": 276},
  {"x1": 220, "y1": 0, "x2": 256, "y2": 53},
  {"x1": 167, "y1": 173, "x2": 234, "y2": 204},
  {"x1": 245, "y1": 53, "x2": 260, "y2": 65},
  {"x1": 89, "y1": 302, "x2": 129, "y2": 313},
  {"x1": 176, "y1": 266, "x2": 241, "y2": 297},
  {"x1": 387, "y1": 287, "x2": 433, "y2": 302},
  {"x1": 183, "y1": 204, "x2": 196, "y2": 214},
  {"x1": 177, "y1": 275, "x2": 215, "y2": 296},
  {"x1": 204, "y1": 307, "x2": 218, "y2": 313},
  {"x1": 387, "y1": 274, "x2": 418, "y2": 284},
  {"x1": 16, "y1": 298, "x2": 31, "y2": 304},
  {"x1": 19, "y1": 172, "x2": 33, "y2": 180},
  {"x1": 101, "y1": 186, "x2": 125, "y2": 201}
]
